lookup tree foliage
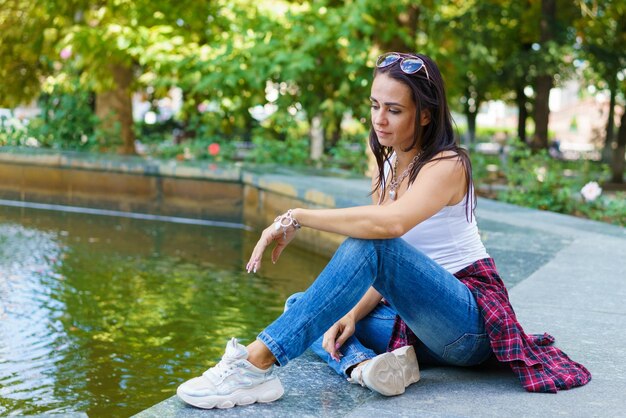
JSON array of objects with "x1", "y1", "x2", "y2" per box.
[
  {"x1": 575, "y1": 0, "x2": 626, "y2": 182},
  {"x1": 0, "y1": 0, "x2": 624, "y2": 180}
]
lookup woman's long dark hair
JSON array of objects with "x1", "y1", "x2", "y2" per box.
[{"x1": 370, "y1": 53, "x2": 475, "y2": 220}]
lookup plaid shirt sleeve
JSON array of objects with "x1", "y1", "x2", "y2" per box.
[{"x1": 386, "y1": 258, "x2": 591, "y2": 393}]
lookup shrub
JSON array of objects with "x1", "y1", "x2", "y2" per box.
[
  {"x1": 327, "y1": 132, "x2": 369, "y2": 175},
  {"x1": 495, "y1": 139, "x2": 623, "y2": 226},
  {"x1": 245, "y1": 134, "x2": 310, "y2": 166}
]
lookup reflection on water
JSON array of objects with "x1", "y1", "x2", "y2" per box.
[{"x1": 0, "y1": 205, "x2": 328, "y2": 417}]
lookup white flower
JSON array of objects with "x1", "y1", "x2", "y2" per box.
[
  {"x1": 581, "y1": 181, "x2": 602, "y2": 202},
  {"x1": 24, "y1": 137, "x2": 40, "y2": 147},
  {"x1": 534, "y1": 166, "x2": 547, "y2": 182}
]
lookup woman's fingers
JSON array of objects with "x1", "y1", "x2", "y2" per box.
[
  {"x1": 246, "y1": 229, "x2": 273, "y2": 273},
  {"x1": 271, "y1": 242, "x2": 285, "y2": 264},
  {"x1": 246, "y1": 242, "x2": 263, "y2": 273},
  {"x1": 271, "y1": 226, "x2": 297, "y2": 264},
  {"x1": 322, "y1": 324, "x2": 343, "y2": 361},
  {"x1": 247, "y1": 224, "x2": 297, "y2": 272},
  {"x1": 246, "y1": 255, "x2": 261, "y2": 273},
  {"x1": 322, "y1": 317, "x2": 355, "y2": 361},
  {"x1": 322, "y1": 327, "x2": 335, "y2": 351},
  {"x1": 334, "y1": 322, "x2": 355, "y2": 348}
]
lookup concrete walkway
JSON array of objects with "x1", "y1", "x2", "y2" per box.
[{"x1": 135, "y1": 180, "x2": 626, "y2": 417}]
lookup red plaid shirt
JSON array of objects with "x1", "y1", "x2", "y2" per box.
[{"x1": 387, "y1": 258, "x2": 591, "y2": 393}]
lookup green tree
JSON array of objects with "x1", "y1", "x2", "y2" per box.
[
  {"x1": 0, "y1": 0, "x2": 56, "y2": 105},
  {"x1": 575, "y1": 0, "x2": 626, "y2": 183},
  {"x1": 0, "y1": 0, "x2": 227, "y2": 154},
  {"x1": 529, "y1": 0, "x2": 579, "y2": 150},
  {"x1": 200, "y1": 0, "x2": 435, "y2": 164},
  {"x1": 433, "y1": 0, "x2": 513, "y2": 145}
]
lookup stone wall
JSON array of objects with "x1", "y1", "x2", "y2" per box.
[{"x1": 0, "y1": 149, "x2": 371, "y2": 257}]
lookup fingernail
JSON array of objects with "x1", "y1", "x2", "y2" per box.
[
  {"x1": 335, "y1": 343, "x2": 340, "y2": 349},
  {"x1": 253, "y1": 267, "x2": 257, "y2": 273}
]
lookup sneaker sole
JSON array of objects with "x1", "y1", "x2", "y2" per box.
[
  {"x1": 362, "y1": 352, "x2": 405, "y2": 396},
  {"x1": 393, "y1": 345, "x2": 421, "y2": 386},
  {"x1": 177, "y1": 378, "x2": 284, "y2": 409}
]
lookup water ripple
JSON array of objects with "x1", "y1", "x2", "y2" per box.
[
  {"x1": 0, "y1": 223, "x2": 70, "y2": 415},
  {"x1": 0, "y1": 207, "x2": 326, "y2": 417}
]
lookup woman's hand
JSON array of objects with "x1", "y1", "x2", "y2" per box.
[
  {"x1": 246, "y1": 221, "x2": 297, "y2": 273},
  {"x1": 322, "y1": 315, "x2": 356, "y2": 361}
]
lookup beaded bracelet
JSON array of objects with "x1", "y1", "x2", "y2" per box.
[{"x1": 274, "y1": 209, "x2": 301, "y2": 239}]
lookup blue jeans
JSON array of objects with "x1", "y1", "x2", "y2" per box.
[
  {"x1": 258, "y1": 238, "x2": 492, "y2": 374},
  {"x1": 285, "y1": 292, "x2": 396, "y2": 377}
]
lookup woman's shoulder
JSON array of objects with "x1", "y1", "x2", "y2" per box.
[
  {"x1": 418, "y1": 150, "x2": 469, "y2": 201},
  {"x1": 423, "y1": 150, "x2": 466, "y2": 171},
  {"x1": 429, "y1": 149, "x2": 465, "y2": 160}
]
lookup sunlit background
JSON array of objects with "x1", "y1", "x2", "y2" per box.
[{"x1": 0, "y1": 1, "x2": 624, "y2": 415}]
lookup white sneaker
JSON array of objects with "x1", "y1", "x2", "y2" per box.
[
  {"x1": 177, "y1": 338, "x2": 284, "y2": 409},
  {"x1": 348, "y1": 345, "x2": 420, "y2": 396}
]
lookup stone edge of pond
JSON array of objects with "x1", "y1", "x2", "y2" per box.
[
  {"x1": 0, "y1": 147, "x2": 241, "y2": 182},
  {"x1": 0, "y1": 148, "x2": 373, "y2": 209}
]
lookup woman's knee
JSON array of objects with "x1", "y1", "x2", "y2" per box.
[
  {"x1": 284, "y1": 291, "x2": 305, "y2": 312},
  {"x1": 338, "y1": 237, "x2": 389, "y2": 255},
  {"x1": 339, "y1": 237, "x2": 406, "y2": 252}
]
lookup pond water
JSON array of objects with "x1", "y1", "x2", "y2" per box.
[{"x1": 0, "y1": 205, "x2": 328, "y2": 417}]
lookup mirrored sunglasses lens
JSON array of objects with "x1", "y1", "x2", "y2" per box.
[
  {"x1": 400, "y1": 59, "x2": 424, "y2": 74},
  {"x1": 377, "y1": 54, "x2": 401, "y2": 68}
]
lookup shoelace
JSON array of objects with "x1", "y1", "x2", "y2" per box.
[{"x1": 206, "y1": 356, "x2": 237, "y2": 379}]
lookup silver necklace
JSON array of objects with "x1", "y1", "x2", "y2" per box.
[{"x1": 389, "y1": 154, "x2": 420, "y2": 201}]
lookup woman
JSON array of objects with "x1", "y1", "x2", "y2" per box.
[{"x1": 176, "y1": 53, "x2": 591, "y2": 410}]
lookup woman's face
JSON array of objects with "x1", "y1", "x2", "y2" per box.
[{"x1": 370, "y1": 73, "x2": 417, "y2": 150}]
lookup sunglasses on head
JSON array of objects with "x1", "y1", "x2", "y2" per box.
[{"x1": 376, "y1": 53, "x2": 430, "y2": 81}]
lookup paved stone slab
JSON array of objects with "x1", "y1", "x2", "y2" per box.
[
  {"x1": 477, "y1": 217, "x2": 572, "y2": 288},
  {"x1": 509, "y1": 234, "x2": 626, "y2": 315},
  {"x1": 134, "y1": 351, "x2": 375, "y2": 418}
]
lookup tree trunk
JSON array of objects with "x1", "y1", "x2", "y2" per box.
[
  {"x1": 602, "y1": 80, "x2": 617, "y2": 163},
  {"x1": 611, "y1": 109, "x2": 626, "y2": 184},
  {"x1": 532, "y1": 75, "x2": 552, "y2": 150},
  {"x1": 379, "y1": 5, "x2": 420, "y2": 51},
  {"x1": 326, "y1": 118, "x2": 342, "y2": 152},
  {"x1": 531, "y1": 0, "x2": 556, "y2": 151},
  {"x1": 516, "y1": 84, "x2": 528, "y2": 143},
  {"x1": 95, "y1": 63, "x2": 135, "y2": 154},
  {"x1": 309, "y1": 115, "x2": 324, "y2": 166},
  {"x1": 465, "y1": 104, "x2": 478, "y2": 148}
]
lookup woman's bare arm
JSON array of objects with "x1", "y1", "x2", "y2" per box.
[{"x1": 293, "y1": 155, "x2": 466, "y2": 239}]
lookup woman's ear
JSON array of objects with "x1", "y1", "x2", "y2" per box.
[{"x1": 420, "y1": 109, "x2": 431, "y2": 126}]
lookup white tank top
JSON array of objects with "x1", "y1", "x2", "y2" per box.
[{"x1": 381, "y1": 156, "x2": 490, "y2": 273}]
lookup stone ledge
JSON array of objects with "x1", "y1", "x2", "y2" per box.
[
  {"x1": 0, "y1": 147, "x2": 241, "y2": 182},
  {"x1": 0, "y1": 148, "x2": 370, "y2": 211}
]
